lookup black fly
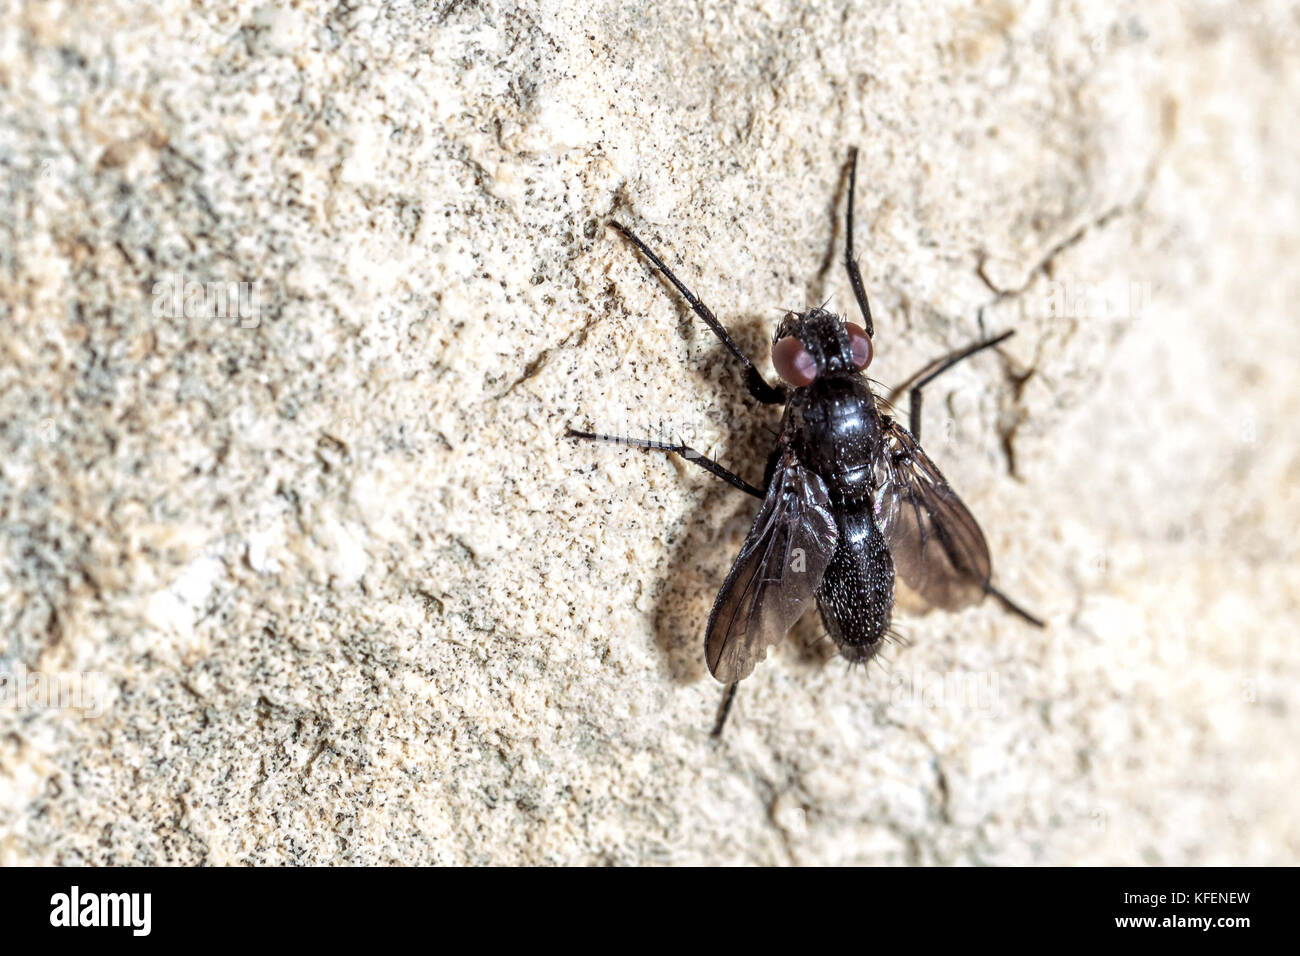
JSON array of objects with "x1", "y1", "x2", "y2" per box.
[{"x1": 570, "y1": 149, "x2": 1044, "y2": 736}]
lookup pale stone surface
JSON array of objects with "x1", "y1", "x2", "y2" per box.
[{"x1": 0, "y1": 0, "x2": 1296, "y2": 864}]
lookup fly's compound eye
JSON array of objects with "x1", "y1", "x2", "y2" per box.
[
  {"x1": 846, "y1": 322, "x2": 873, "y2": 370},
  {"x1": 772, "y1": 336, "x2": 818, "y2": 387}
]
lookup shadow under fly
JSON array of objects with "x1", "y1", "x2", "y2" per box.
[{"x1": 569, "y1": 148, "x2": 1044, "y2": 737}]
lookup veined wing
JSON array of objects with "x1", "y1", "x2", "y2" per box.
[
  {"x1": 705, "y1": 448, "x2": 839, "y2": 683},
  {"x1": 873, "y1": 417, "x2": 991, "y2": 610}
]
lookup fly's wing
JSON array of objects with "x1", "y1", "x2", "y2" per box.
[
  {"x1": 705, "y1": 448, "x2": 839, "y2": 683},
  {"x1": 873, "y1": 417, "x2": 992, "y2": 610}
]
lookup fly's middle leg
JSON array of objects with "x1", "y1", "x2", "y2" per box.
[
  {"x1": 566, "y1": 429, "x2": 764, "y2": 499},
  {"x1": 890, "y1": 330, "x2": 1016, "y2": 441},
  {"x1": 887, "y1": 336, "x2": 1047, "y2": 629}
]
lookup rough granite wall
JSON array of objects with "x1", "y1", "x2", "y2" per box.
[{"x1": 0, "y1": 0, "x2": 1296, "y2": 865}]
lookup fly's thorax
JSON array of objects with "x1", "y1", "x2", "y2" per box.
[{"x1": 782, "y1": 372, "x2": 882, "y2": 504}]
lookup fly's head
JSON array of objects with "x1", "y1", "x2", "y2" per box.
[{"x1": 771, "y1": 307, "x2": 872, "y2": 389}]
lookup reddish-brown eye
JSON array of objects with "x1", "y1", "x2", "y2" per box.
[
  {"x1": 772, "y1": 336, "x2": 818, "y2": 387},
  {"x1": 846, "y1": 322, "x2": 873, "y2": 369}
]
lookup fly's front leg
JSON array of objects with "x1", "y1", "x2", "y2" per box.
[
  {"x1": 844, "y1": 148, "x2": 874, "y2": 337},
  {"x1": 844, "y1": 145, "x2": 1013, "y2": 442},
  {"x1": 891, "y1": 330, "x2": 1015, "y2": 441},
  {"x1": 609, "y1": 221, "x2": 787, "y2": 406},
  {"x1": 567, "y1": 428, "x2": 764, "y2": 499}
]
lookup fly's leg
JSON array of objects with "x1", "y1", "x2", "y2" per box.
[
  {"x1": 566, "y1": 429, "x2": 764, "y2": 499},
  {"x1": 845, "y1": 145, "x2": 1014, "y2": 440},
  {"x1": 711, "y1": 682, "x2": 738, "y2": 738},
  {"x1": 844, "y1": 148, "x2": 874, "y2": 337},
  {"x1": 570, "y1": 428, "x2": 760, "y2": 735},
  {"x1": 891, "y1": 330, "x2": 1016, "y2": 441},
  {"x1": 891, "y1": 332, "x2": 1046, "y2": 628},
  {"x1": 609, "y1": 221, "x2": 787, "y2": 405},
  {"x1": 984, "y1": 585, "x2": 1045, "y2": 627},
  {"x1": 570, "y1": 427, "x2": 759, "y2": 736}
]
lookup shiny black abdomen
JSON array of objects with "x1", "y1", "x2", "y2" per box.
[
  {"x1": 784, "y1": 372, "x2": 895, "y2": 660},
  {"x1": 816, "y1": 504, "x2": 894, "y2": 661}
]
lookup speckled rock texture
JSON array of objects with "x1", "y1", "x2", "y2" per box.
[{"x1": 1, "y1": 0, "x2": 1296, "y2": 865}]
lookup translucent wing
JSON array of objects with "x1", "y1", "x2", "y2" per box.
[
  {"x1": 705, "y1": 448, "x2": 839, "y2": 683},
  {"x1": 873, "y1": 417, "x2": 992, "y2": 610}
]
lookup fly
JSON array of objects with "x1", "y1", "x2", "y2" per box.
[{"x1": 570, "y1": 149, "x2": 1044, "y2": 736}]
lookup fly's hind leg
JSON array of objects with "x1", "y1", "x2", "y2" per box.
[
  {"x1": 711, "y1": 682, "x2": 738, "y2": 738},
  {"x1": 984, "y1": 584, "x2": 1045, "y2": 628}
]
